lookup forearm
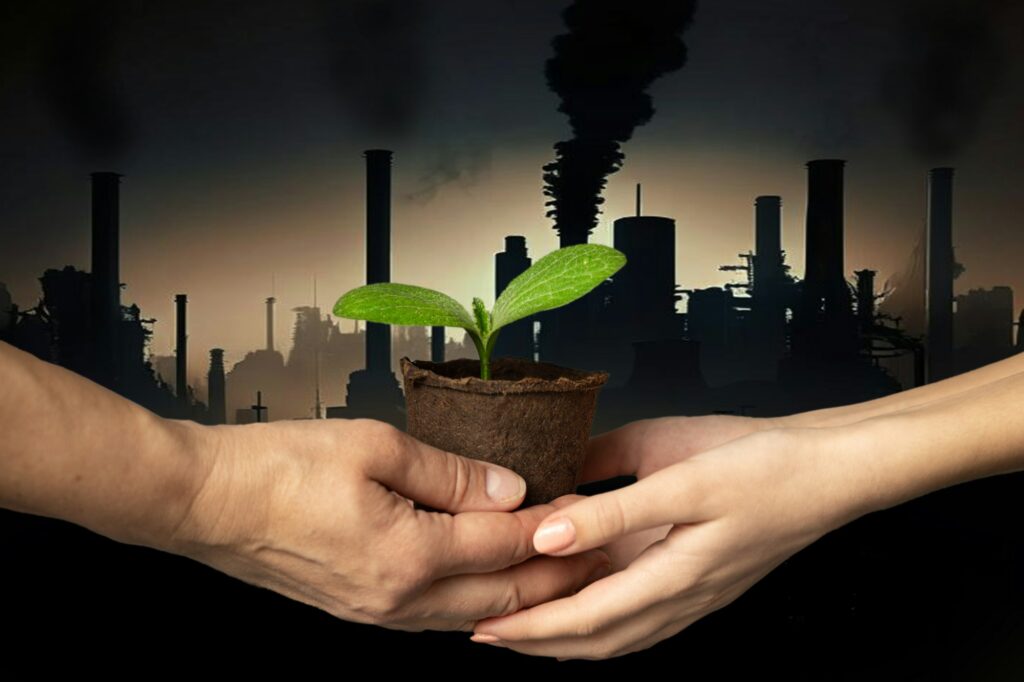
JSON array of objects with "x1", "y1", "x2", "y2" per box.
[
  {"x1": 828, "y1": 368, "x2": 1024, "y2": 522},
  {"x1": 776, "y1": 350, "x2": 1024, "y2": 429},
  {"x1": 0, "y1": 341, "x2": 207, "y2": 550}
]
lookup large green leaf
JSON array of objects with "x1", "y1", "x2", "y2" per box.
[
  {"x1": 332, "y1": 282, "x2": 478, "y2": 331},
  {"x1": 491, "y1": 243, "x2": 627, "y2": 331}
]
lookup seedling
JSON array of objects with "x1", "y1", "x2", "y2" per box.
[{"x1": 333, "y1": 243, "x2": 627, "y2": 380}]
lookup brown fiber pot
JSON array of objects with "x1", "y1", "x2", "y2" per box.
[{"x1": 400, "y1": 355, "x2": 610, "y2": 507}]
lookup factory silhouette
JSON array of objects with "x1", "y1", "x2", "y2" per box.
[
  {"x1": 2, "y1": 154, "x2": 1021, "y2": 434},
  {"x1": 3, "y1": 150, "x2": 1024, "y2": 677}
]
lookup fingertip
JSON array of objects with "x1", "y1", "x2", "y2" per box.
[
  {"x1": 484, "y1": 463, "x2": 527, "y2": 507},
  {"x1": 533, "y1": 516, "x2": 577, "y2": 554}
]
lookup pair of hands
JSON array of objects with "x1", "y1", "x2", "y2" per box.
[{"x1": 161, "y1": 414, "x2": 858, "y2": 659}]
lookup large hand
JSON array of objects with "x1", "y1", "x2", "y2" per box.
[
  {"x1": 471, "y1": 425, "x2": 865, "y2": 659},
  {"x1": 163, "y1": 417, "x2": 610, "y2": 632},
  {"x1": 579, "y1": 415, "x2": 775, "y2": 571}
]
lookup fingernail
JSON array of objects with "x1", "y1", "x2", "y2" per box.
[
  {"x1": 471, "y1": 633, "x2": 501, "y2": 644},
  {"x1": 534, "y1": 517, "x2": 576, "y2": 553},
  {"x1": 486, "y1": 466, "x2": 525, "y2": 503},
  {"x1": 583, "y1": 562, "x2": 612, "y2": 587}
]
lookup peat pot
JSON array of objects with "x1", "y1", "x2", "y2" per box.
[{"x1": 399, "y1": 355, "x2": 610, "y2": 507}]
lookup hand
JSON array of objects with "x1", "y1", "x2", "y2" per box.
[
  {"x1": 471, "y1": 424, "x2": 865, "y2": 659},
  {"x1": 579, "y1": 415, "x2": 777, "y2": 571},
  {"x1": 162, "y1": 417, "x2": 611, "y2": 632}
]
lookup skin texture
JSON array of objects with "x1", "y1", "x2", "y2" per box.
[
  {"x1": 0, "y1": 340, "x2": 609, "y2": 632},
  {"x1": 472, "y1": 355, "x2": 1024, "y2": 659}
]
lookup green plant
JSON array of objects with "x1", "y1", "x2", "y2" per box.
[{"x1": 332, "y1": 243, "x2": 627, "y2": 380}]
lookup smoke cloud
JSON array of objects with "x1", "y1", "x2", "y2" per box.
[
  {"x1": 881, "y1": 0, "x2": 1007, "y2": 158},
  {"x1": 325, "y1": 0, "x2": 427, "y2": 137},
  {"x1": 41, "y1": 0, "x2": 132, "y2": 159},
  {"x1": 403, "y1": 143, "x2": 492, "y2": 205},
  {"x1": 542, "y1": 0, "x2": 697, "y2": 245}
]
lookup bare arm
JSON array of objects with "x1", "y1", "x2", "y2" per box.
[
  {"x1": 0, "y1": 340, "x2": 606, "y2": 630},
  {"x1": 0, "y1": 339, "x2": 202, "y2": 547},
  {"x1": 776, "y1": 350, "x2": 1024, "y2": 429},
  {"x1": 471, "y1": 363, "x2": 1024, "y2": 658}
]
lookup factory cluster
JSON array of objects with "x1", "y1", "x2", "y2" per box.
[{"x1": 1, "y1": 153, "x2": 1021, "y2": 431}]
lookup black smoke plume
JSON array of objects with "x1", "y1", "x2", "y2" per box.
[
  {"x1": 325, "y1": 0, "x2": 427, "y2": 136},
  {"x1": 542, "y1": 0, "x2": 697, "y2": 246},
  {"x1": 881, "y1": 0, "x2": 1007, "y2": 158},
  {"x1": 41, "y1": 0, "x2": 131, "y2": 159}
]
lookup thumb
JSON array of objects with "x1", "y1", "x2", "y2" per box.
[
  {"x1": 365, "y1": 424, "x2": 526, "y2": 513},
  {"x1": 530, "y1": 461, "x2": 710, "y2": 556}
]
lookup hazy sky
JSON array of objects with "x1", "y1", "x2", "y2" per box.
[{"x1": 2, "y1": 0, "x2": 1022, "y2": 383}]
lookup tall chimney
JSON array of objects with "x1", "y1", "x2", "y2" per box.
[
  {"x1": 754, "y1": 195, "x2": 782, "y2": 291},
  {"x1": 793, "y1": 160, "x2": 856, "y2": 359},
  {"x1": 494, "y1": 236, "x2": 534, "y2": 359},
  {"x1": 91, "y1": 172, "x2": 123, "y2": 388},
  {"x1": 365, "y1": 149, "x2": 393, "y2": 373},
  {"x1": 207, "y1": 348, "x2": 226, "y2": 425},
  {"x1": 926, "y1": 167, "x2": 954, "y2": 383},
  {"x1": 803, "y1": 160, "x2": 847, "y2": 312},
  {"x1": 265, "y1": 296, "x2": 276, "y2": 352},
  {"x1": 431, "y1": 326, "x2": 445, "y2": 363},
  {"x1": 175, "y1": 294, "x2": 188, "y2": 413}
]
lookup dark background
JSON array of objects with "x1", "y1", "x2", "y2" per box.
[{"x1": 2, "y1": 0, "x2": 1023, "y2": 677}]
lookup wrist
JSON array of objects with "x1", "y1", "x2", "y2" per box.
[{"x1": 137, "y1": 416, "x2": 219, "y2": 555}]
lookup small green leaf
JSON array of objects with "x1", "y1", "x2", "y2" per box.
[
  {"x1": 333, "y1": 282, "x2": 478, "y2": 331},
  {"x1": 472, "y1": 297, "x2": 491, "y2": 337},
  {"x1": 491, "y1": 243, "x2": 626, "y2": 331}
]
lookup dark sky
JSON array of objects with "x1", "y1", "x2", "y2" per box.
[{"x1": 2, "y1": 0, "x2": 1022, "y2": 382}]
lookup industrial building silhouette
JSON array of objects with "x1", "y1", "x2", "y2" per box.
[{"x1": 0, "y1": 152, "x2": 1020, "y2": 432}]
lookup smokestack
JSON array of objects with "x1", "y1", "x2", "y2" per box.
[
  {"x1": 431, "y1": 326, "x2": 445, "y2": 363},
  {"x1": 207, "y1": 348, "x2": 226, "y2": 425},
  {"x1": 754, "y1": 195, "x2": 782, "y2": 290},
  {"x1": 365, "y1": 149, "x2": 393, "y2": 373},
  {"x1": 803, "y1": 160, "x2": 848, "y2": 313},
  {"x1": 265, "y1": 296, "x2": 276, "y2": 352},
  {"x1": 494, "y1": 236, "x2": 534, "y2": 359},
  {"x1": 91, "y1": 172, "x2": 123, "y2": 388},
  {"x1": 175, "y1": 294, "x2": 188, "y2": 413},
  {"x1": 926, "y1": 167, "x2": 954, "y2": 383}
]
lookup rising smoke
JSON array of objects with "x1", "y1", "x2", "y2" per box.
[
  {"x1": 325, "y1": 0, "x2": 427, "y2": 136},
  {"x1": 542, "y1": 0, "x2": 697, "y2": 245},
  {"x1": 881, "y1": 0, "x2": 1007, "y2": 158},
  {"x1": 41, "y1": 0, "x2": 132, "y2": 160}
]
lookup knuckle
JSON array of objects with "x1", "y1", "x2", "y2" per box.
[
  {"x1": 496, "y1": 579, "x2": 525, "y2": 616},
  {"x1": 590, "y1": 497, "x2": 628, "y2": 540},
  {"x1": 445, "y1": 453, "x2": 475, "y2": 507},
  {"x1": 573, "y1": 617, "x2": 603, "y2": 639}
]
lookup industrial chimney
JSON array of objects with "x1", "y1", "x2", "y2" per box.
[
  {"x1": 494, "y1": 236, "x2": 534, "y2": 359},
  {"x1": 803, "y1": 160, "x2": 848, "y2": 314},
  {"x1": 926, "y1": 167, "x2": 954, "y2": 383},
  {"x1": 265, "y1": 296, "x2": 276, "y2": 352},
  {"x1": 754, "y1": 195, "x2": 782, "y2": 288},
  {"x1": 365, "y1": 149, "x2": 393, "y2": 373},
  {"x1": 175, "y1": 294, "x2": 188, "y2": 414},
  {"x1": 793, "y1": 159, "x2": 857, "y2": 359},
  {"x1": 207, "y1": 348, "x2": 226, "y2": 425},
  {"x1": 752, "y1": 195, "x2": 786, "y2": 373},
  {"x1": 431, "y1": 326, "x2": 445, "y2": 363},
  {"x1": 91, "y1": 172, "x2": 123, "y2": 388}
]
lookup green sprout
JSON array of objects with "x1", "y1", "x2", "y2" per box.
[{"x1": 332, "y1": 243, "x2": 627, "y2": 380}]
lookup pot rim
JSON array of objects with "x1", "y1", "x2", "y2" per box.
[{"x1": 400, "y1": 356, "x2": 609, "y2": 395}]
